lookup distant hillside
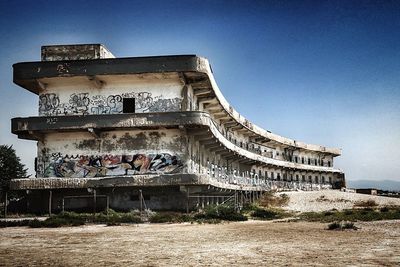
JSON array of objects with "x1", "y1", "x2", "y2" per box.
[{"x1": 347, "y1": 179, "x2": 400, "y2": 191}]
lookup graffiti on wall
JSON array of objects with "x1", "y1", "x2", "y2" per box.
[
  {"x1": 39, "y1": 91, "x2": 181, "y2": 116},
  {"x1": 43, "y1": 153, "x2": 183, "y2": 178}
]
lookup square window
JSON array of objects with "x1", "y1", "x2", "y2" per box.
[{"x1": 123, "y1": 98, "x2": 135, "y2": 113}]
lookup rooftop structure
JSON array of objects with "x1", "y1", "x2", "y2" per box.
[{"x1": 10, "y1": 44, "x2": 345, "y2": 212}]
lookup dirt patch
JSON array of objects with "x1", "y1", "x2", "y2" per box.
[{"x1": 0, "y1": 220, "x2": 399, "y2": 266}]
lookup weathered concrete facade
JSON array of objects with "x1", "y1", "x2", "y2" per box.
[{"x1": 11, "y1": 44, "x2": 345, "y2": 212}]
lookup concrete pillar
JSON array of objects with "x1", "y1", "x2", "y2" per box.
[
  {"x1": 48, "y1": 190, "x2": 52, "y2": 216},
  {"x1": 93, "y1": 189, "x2": 97, "y2": 220},
  {"x1": 4, "y1": 191, "x2": 7, "y2": 218},
  {"x1": 186, "y1": 187, "x2": 190, "y2": 214}
]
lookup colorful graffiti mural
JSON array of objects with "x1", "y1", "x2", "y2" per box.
[
  {"x1": 44, "y1": 153, "x2": 183, "y2": 178},
  {"x1": 39, "y1": 91, "x2": 181, "y2": 116}
]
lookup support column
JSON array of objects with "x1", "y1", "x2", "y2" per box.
[
  {"x1": 139, "y1": 189, "x2": 143, "y2": 212},
  {"x1": 93, "y1": 189, "x2": 96, "y2": 221},
  {"x1": 4, "y1": 191, "x2": 7, "y2": 218},
  {"x1": 186, "y1": 187, "x2": 190, "y2": 214},
  {"x1": 106, "y1": 196, "x2": 110, "y2": 214},
  {"x1": 48, "y1": 190, "x2": 52, "y2": 216}
]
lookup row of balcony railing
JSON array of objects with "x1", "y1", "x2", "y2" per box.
[
  {"x1": 209, "y1": 117, "x2": 333, "y2": 169},
  {"x1": 204, "y1": 163, "x2": 333, "y2": 191}
]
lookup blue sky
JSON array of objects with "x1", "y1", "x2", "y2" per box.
[{"x1": 0, "y1": 0, "x2": 399, "y2": 182}]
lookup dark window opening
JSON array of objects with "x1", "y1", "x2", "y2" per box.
[
  {"x1": 295, "y1": 156, "x2": 298, "y2": 163},
  {"x1": 123, "y1": 98, "x2": 135, "y2": 113},
  {"x1": 328, "y1": 161, "x2": 331, "y2": 167},
  {"x1": 308, "y1": 158, "x2": 311, "y2": 165},
  {"x1": 301, "y1": 157, "x2": 304, "y2": 164}
]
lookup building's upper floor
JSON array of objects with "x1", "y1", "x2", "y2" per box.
[{"x1": 12, "y1": 44, "x2": 342, "y2": 168}]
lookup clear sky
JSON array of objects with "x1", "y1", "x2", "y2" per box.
[{"x1": 0, "y1": 0, "x2": 399, "y2": 182}]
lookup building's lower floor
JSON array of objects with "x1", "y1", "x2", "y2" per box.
[{"x1": 7, "y1": 173, "x2": 345, "y2": 214}]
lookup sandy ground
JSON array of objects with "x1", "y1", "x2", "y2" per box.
[
  {"x1": 280, "y1": 190, "x2": 400, "y2": 212},
  {"x1": 0, "y1": 220, "x2": 399, "y2": 266}
]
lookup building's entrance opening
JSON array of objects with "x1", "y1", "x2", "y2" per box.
[{"x1": 123, "y1": 98, "x2": 135, "y2": 113}]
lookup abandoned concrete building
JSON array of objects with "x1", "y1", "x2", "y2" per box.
[{"x1": 10, "y1": 44, "x2": 345, "y2": 212}]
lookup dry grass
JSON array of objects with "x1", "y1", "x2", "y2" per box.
[
  {"x1": 353, "y1": 199, "x2": 378, "y2": 208},
  {"x1": 1, "y1": 220, "x2": 399, "y2": 266},
  {"x1": 259, "y1": 191, "x2": 289, "y2": 207}
]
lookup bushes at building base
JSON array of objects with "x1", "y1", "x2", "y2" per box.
[
  {"x1": 148, "y1": 212, "x2": 193, "y2": 223},
  {"x1": 194, "y1": 205, "x2": 247, "y2": 221},
  {"x1": 251, "y1": 208, "x2": 281, "y2": 220}
]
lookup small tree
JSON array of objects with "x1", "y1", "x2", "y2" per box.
[{"x1": 0, "y1": 145, "x2": 27, "y2": 193}]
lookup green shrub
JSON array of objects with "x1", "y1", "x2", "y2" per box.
[
  {"x1": 327, "y1": 222, "x2": 341, "y2": 230},
  {"x1": 300, "y1": 207, "x2": 400, "y2": 223},
  {"x1": 380, "y1": 206, "x2": 389, "y2": 212},
  {"x1": 342, "y1": 222, "x2": 358, "y2": 230},
  {"x1": 354, "y1": 199, "x2": 378, "y2": 208},
  {"x1": 324, "y1": 211, "x2": 334, "y2": 216},
  {"x1": 252, "y1": 209, "x2": 276, "y2": 219},
  {"x1": 0, "y1": 219, "x2": 32, "y2": 227},
  {"x1": 149, "y1": 213, "x2": 174, "y2": 223},
  {"x1": 196, "y1": 205, "x2": 247, "y2": 221},
  {"x1": 327, "y1": 221, "x2": 358, "y2": 231},
  {"x1": 344, "y1": 209, "x2": 353, "y2": 215},
  {"x1": 147, "y1": 212, "x2": 196, "y2": 223},
  {"x1": 241, "y1": 202, "x2": 259, "y2": 212},
  {"x1": 106, "y1": 220, "x2": 121, "y2": 226},
  {"x1": 259, "y1": 192, "x2": 289, "y2": 207},
  {"x1": 28, "y1": 219, "x2": 43, "y2": 228}
]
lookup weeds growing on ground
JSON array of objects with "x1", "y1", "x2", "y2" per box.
[
  {"x1": 327, "y1": 221, "x2": 358, "y2": 230},
  {"x1": 195, "y1": 205, "x2": 247, "y2": 221},
  {"x1": 258, "y1": 191, "x2": 289, "y2": 208},
  {"x1": 353, "y1": 199, "x2": 378, "y2": 208},
  {"x1": 149, "y1": 212, "x2": 193, "y2": 223},
  {"x1": 300, "y1": 206, "x2": 400, "y2": 222},
  {"x1": 242, "y1": 201, "x2": 292, "y2": 220}
]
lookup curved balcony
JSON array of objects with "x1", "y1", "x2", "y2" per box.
[{"x1": 12, "y1": 111, "x2": 343, "y2": 175}]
